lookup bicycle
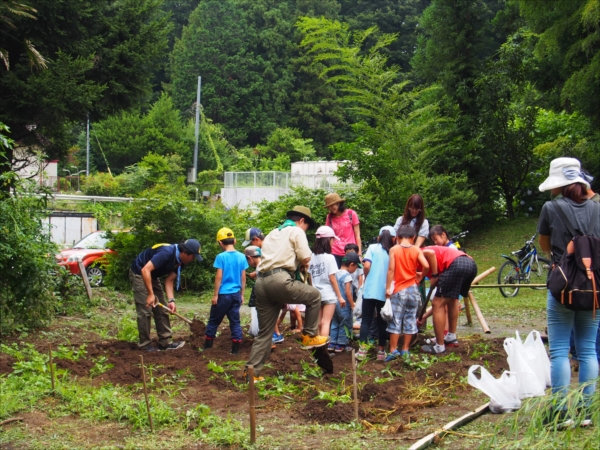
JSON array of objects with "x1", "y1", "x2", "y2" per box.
[
  {"x1": 498, "y1": 233, "x2": 551, "y2": 298},
  {"x1": 451, "y1": 230, "x2": 469, "y2": 251}
]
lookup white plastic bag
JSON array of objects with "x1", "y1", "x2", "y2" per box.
[
  {"x1": 380, "y1": 298, "x2": 393, "y2": 322},
  {"x1": 504, "y1": 332, "x2": 546, "y2": 399},
  {"x1": 353, "y1": 286, "x2": 364, "y2": 319},
  {"x1": 522, "y1": 330, "x2": 551, "y2": 388},
  {"x1": 468, "y1": 365, "x2": 521, "y2": 413},
  {"x1": 249, "y1": 307, "x2": 259, "y2": 337}
]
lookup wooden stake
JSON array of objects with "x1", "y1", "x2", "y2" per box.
[
  {"x1": 139, "y1": 355, "x2": 154, "y2": 432},
  {"x1": 48, "y1": 344, "x2": 55, "y2": 392},
  {"x1": 77, "y1": 261, "x2": 93, "y2": 301},
  {"x1": 248, "y1": 365, "x2": 256, "y2": 444},
  {"x1": 351, "y1": 349, "x2": 359, "y2": 422},
  {"x1": 471, "y1": 267, "x2": 496, "y2": 285},
  {"x1": 463, "y1": 294, "x2": 473, "y2": 326},
  {"x1": 468, "y1": 292, "x2": 490, "y2": 334}
]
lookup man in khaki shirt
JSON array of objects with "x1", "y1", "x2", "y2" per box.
[{"x1": 244, "y1": 206, "x2": 330, "y2": 382}]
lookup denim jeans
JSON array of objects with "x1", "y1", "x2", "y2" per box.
[
  {"x1": 206, "y1": 292, "x2": 243, "y2": 341},
  {"x1": 547, "y1": 291, "x2": 600, "y2": 399},
  {"x1": 359, "y1": 298, "x2": 388, "y2": 347},
  {"x1": 331, "y1": 302, "x2": 353, "y2": 346},
  {"x1": 569, "y1": 325, "x2": 600, "y2": 362}
]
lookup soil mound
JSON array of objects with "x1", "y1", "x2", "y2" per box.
[
  {"x1": 188, "y1": 319, "x2": 206, "y2": 349},
  {"x1": 300, "y1": 399, "x2": 355, "y2": 423}
]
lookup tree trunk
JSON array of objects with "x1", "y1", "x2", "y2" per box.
[{"x1": 505, "y1": 192, "x2": 515, "y2": 220}]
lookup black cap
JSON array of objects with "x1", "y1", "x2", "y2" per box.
[
  {"x1": 181, "y1": 239, "x2": 203, "y2": 262},
  {"x1": 342, "y1": 252, "x2": 363, "y2": 268}
]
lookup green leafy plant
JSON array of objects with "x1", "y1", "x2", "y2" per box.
[{"x1": 90, "y1": 356, "x2": 114, "y2": 377}]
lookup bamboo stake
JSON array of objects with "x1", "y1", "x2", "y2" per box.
[
  {"x1": 471, "y1": 267, "x2": 496, "y2": 285},
  {"x1": 77, "y1": 261, "x2": 93, "y2": 300},
  {"x1": 248, "y1": 365, "x2": 256, "y2": 444},
  {"x1": 48, "y1": 344, "x2": 55, "y2": 392},
  {"x1": 468, "y1": 292, "x2": 490, "y2": 333},
  {"x1": 139, "y1": 355, "x2": 154, "y2": 432},
  {"x1": 351, "y1": 349, "x2": 359, "y2": 422},
  {"x1": 463, "y1": 294, "x2": 473, "y2": 325}
]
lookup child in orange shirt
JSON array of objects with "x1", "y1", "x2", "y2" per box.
[{"x1": 384, "y1": 226, "x2": 429, "y2": 360}]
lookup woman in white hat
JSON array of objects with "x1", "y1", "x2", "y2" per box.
[{"x1": 537, "y1": 157, "x2": 600, "y2": 426}]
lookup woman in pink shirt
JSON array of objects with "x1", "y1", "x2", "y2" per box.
[{"x1": 324, "y1": 193, "x2": 362, "y2": 268}]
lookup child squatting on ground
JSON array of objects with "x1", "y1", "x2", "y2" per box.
[
  {"x1": 384, "y1": 226, "x2": 429, "y2": 361},
  {"x1": 204, "y1": 228, "x2": 249, "y2": 355},
  {"x1": 330, "y1": 252, "x2": 362, "y2": 352}
]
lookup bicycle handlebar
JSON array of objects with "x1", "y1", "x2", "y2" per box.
[
  {"x1": 525, "y1": 233, "x2": 538, "y2": 245},
  {"x1": 452, "y1": 230, "x2": 469, "y2": 241}
]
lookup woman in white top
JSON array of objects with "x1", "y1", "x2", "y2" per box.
[
  {"x1": 394, "y1": 194, "x2": 429, "y2": 248},
  {"x1": 308, "y1": 226, "x2": 345, "y2": 338}
]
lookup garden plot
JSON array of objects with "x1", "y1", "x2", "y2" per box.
[{"x1": 1, "y1": 315, "x2": 511, "y2": 448}]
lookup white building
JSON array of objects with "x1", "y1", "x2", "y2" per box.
[
  {"x1": 13, "y1": 148, "x2": 58, "y2": 189},
  {"x1": 220, "y1": 160, "x2": 355, "y2": 209}
]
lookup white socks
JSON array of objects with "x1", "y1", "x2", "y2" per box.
[
  {"x1": 434, "y1": 343, "x2": 445, "y2": 353},
  {"x1": 445, "y1": 332, "x2": 457, "y2": 341}
]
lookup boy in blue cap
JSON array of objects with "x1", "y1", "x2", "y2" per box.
[{"x1": 205, "y1": 228, "x2": 249, "y2": 354}]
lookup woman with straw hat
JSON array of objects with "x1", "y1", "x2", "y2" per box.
[
  {"x1": 324, "y1": 192, "x2": 362, "y2": 268},
  {"x1": 537, "y1": 157, "x2": 600, "y2": 427}
]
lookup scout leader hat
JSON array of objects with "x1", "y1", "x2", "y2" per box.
[
  {"x1": 538, "y1": 157, "x2": 592, "y2": 192},
  {"x1": 342, "y1": 252, "x2": 363, "y2": 268},
  {"x1": 324, "y1": 192, "x2": 345, "y2": 208},
  {"x1": 242, "y1": 227, "x2": 265, "y2": 247},
  {"x1": 181, "y1": 239, "x2": 203, "y2": 262},
  {"x1": 216, "y1": 227, "x2": 235, "y2": 242},
  {"x1": 286, "y1": 205, "x2": 317, "y2": 230}
]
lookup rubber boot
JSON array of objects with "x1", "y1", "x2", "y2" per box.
[
  {"x1": 230, "y1": 341, "x2": 240, "y2": 355},
  {"x1": 203, "y1": 337, "x2": 213, "y2": 350}
]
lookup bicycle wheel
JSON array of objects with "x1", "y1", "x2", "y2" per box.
[
  {"x1": 498, "y1": 260, "x2": 520, "y2": 298},
  {"x1": 528, "y1": 256, "x2": 551, "y2": 289}
]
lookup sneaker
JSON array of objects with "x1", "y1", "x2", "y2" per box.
[
  {"x1": 377, "y1": 350, "x2": 386, "y2": 361},
  {"x1": 444, "y1": 337, "x2": 459, "y2": 347},
  {"x1": 301, "y1": 334, "x2": 330, "y2": 350},
  {"x1": 243, "y1": 369, "x2": 265, "y2": 383},
  {"x1": 384, "y1": 350, "x2": 402, "y2": 362},
  {"x1": 344, "y1": 346, "x2": 353, "y2": 352},
  {"x1": 400, "y1": 350, "x2": 410, "y2": 358},
  {"x1": 580, "y1": 414, "x2": 593, "y2": 427},
  {"x1": 421, "y1": 344, "x2": 445, "y2": 354},
  {"x1": 543, "y1": 409, "x2": 575, "y2": 430},
  {"x1": 163, "y1": 341, "x2": 185, "y2": 351},
  {"x1": 272, "y1": 333, "x2": 284, "y2": 344},
  {"x1": 335, "y1": 345, "x2": 344, "y2": 353},
  {"x1": 327, "y1": 343, "x2": 336, "y2": 352},
  {"x1": 143, "y1": 345, "x2": 160, "y2": 352},
  {"x1": 356, "y1": 344, "x2": 368, "y2": 360}
]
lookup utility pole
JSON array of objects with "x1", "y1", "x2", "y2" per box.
[
  {"x1": 86, "y1": 114, "x2": 90, "y2": 176},
  {"x1": 192, "y1": 76, "x2": 202, "y2": 183}
]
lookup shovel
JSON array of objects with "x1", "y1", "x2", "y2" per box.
[
  {"x1": 153, "y1": 297, "x2": 193, "y2": 325},
  {"x1": 410, "y1": 285, "x2": 436, "y2": 348}
]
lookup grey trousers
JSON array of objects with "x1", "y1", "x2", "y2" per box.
[
  {"x1": 129, "y1": 269, "x2": 172, "y2": 348},
  {"x1": 245, "y1": 270, "x2": 321, "y2": 375}
]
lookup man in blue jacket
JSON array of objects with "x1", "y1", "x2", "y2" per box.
[{"x1": 130, "y1": 239, "x2": 203, "y2": 351}]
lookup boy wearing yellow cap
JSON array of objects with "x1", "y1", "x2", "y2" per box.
[{"x1": 205, "y1": 228, "x2": 249, "y2": 354}]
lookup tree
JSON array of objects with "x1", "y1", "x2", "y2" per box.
[
  {"x1": 169, "y1": 0, "x2": 340, "y2": 147},
  {"x1": 0, "y1": 0, "x2": 46, "y2": 70},
  {"x1": 0, "y1": 0, "x2": 171, "y2": 187},
  {"x1": 517, "y1": 0, "x2": 600, "y2": 124}
]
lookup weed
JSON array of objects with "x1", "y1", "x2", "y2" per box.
[
  {"x1": 116, "y1": 314, "x2": 138, "y2": 342},
  {"x1": 187, "y1": 404, "x2": 248, "y2": 446},
  {"x1": 470, "y1": 341, "x2": 499, "y2": 360},
  {"x1": 89, "y1": 356, "x2": 114, "y2": 377},
  {"x1": 300, "y1": 360, "x2": 322, "y2": 378},
  {"x1": 207, "y1": 360, "x2": 225, "y2": 373},
  {"x1": 54, "y1": 344, "x2": 87, "y2": 361},
  {"x1": 316, "y1": 390, "x2": 352, "y2": 407}
]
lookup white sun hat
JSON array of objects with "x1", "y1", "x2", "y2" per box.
[
  {"x1": 538, "y1": 157, "x2": 592, "y2": 192},
  {"x1": 315, "y1": 225, "x2": 340, "y2": 240}
]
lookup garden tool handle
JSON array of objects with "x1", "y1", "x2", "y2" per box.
[{"x1": 153, "y1": 297, "x2": 193, "y2": 325}]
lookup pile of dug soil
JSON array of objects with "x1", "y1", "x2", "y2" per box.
[{"x1": 188, "y1": 319, "x2": 206, "y2": 349}]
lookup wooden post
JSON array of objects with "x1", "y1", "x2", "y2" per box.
[
  {"x1": 471, "y1": 267, "x2": 496, "y2": 285},
  {"x1": 48, "y1": 344, "x2": 55, "y2": 392},
  {"x1": 351, "y1": 349, "x2": 359, "y2": 422},
  {"x1": 463, "y1": 294, "x2": 473, "y2": 326},
  {"x1": 468, "y1": 292, "x2": 490, "y2": 334},
  {"x1": 248, "y1": 365, "x2": 256, "y2": 444},
  {"x1": 77, "y1": 261, "x2": 93, "y2": 300},
  {"x1": 139, "y1": 355, "x2": 154, "y2": 432}
]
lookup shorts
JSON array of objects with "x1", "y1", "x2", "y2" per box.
[
  {"x1": 386, "y1": 285, "x2": 420, "y2": 335},
  {"x1": 285, "y1": 303, "x2": 306, "y2": 312},
  {"x1": 321, "y1": 298, "x2": 338, "y2": 305},
  {"x1": 435, "y1": 256, "x2": 477, "y2": 300}
]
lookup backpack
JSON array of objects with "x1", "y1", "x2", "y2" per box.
[{"x1": 547, "y1": 200, "x2": 600, "y2": 315}]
